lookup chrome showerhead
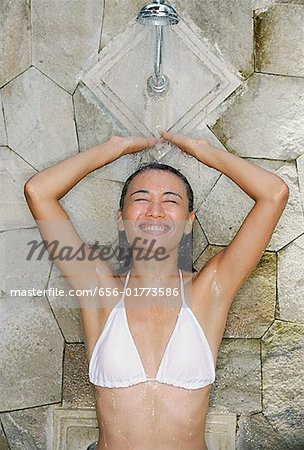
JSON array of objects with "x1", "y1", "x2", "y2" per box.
[{"x1": 137, "y1": 1, "x2": 179, "y2": 26}]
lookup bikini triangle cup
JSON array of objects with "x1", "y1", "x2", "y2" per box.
[{"x1": 89, "y1": 269, "x2": 216, "y2": 389}]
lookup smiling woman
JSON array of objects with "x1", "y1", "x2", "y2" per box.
[
  {"x1": 115, "y1": 161, "x2": 195, "y2": 274},
  {"x1": 24, "y1": 133, "x2": 289, "y2": 450}
]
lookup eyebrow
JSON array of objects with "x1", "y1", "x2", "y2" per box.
[{"x1": 130, "y1": 189, "x2": 183, "y2": 200}]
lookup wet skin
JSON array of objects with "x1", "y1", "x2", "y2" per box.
[
  {"x1": 86, "y1": 171, "x2": 222, "y2": 450},
  {"x1": 92, "y1": 275, "x2": 217, "y2": 450}
]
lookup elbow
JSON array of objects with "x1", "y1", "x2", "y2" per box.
[
  {"x1": 24, "y1": 177, "x2": 40, "y2": 202},
  {"x1": 276, "y1": 182, "x2": 289, "y2": 201}
]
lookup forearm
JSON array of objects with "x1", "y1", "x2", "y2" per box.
[
  {"x1": 24, "y1": 140, "x2": 121, "y2": 201},
  {"x1": 195, "y1": 145, "x2": 289, "y2": 202}
]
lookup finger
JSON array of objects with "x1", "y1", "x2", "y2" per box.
[
  {"x1": 161, "y1": 132, "x2": 191, "y2": 147},
  {"x1": 146, "y1": 137, "x2": 160, "y2": 147}
]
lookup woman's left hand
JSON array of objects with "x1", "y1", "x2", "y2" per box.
[
  {"x1": 109, "y1": 135, "x2": 160, "y2": 156},
  {"x1": 160, "y1": 131, "x2": 214, "y2": 161}
]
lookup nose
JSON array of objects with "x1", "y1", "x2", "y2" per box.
[{"x1": 145, "y1": 199, "x2": 166, "y2": 218}]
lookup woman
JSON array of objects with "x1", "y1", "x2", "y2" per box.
[{"x1": 24, "y1": 132, "x2": 289, "y2": 450}]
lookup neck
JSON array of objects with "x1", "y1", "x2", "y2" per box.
[{"x1": 129, "y1": 249, "x2": 180, "y2": 287}]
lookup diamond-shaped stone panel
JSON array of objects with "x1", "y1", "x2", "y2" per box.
[
  {"x1": 1, "y1": 66, "x2": 78, "y2": 171},
  {"x1": 82, "y1": 20, "x2": 240, "y2": 136},
  {"x1": 32, "y1": 0, "x2": 104, "y2": 93},
  {"x1": 0, "y1": 296, "x2": 64, "y2": 411},
  {"x1": 255, "y1": 4, "x2": 304, "y2": 77},
  {"x1": 0, "y1": 0, "x2": 31, "y2": 87},
  {"x1": 208, "y1": 73, "x2": 304, "y2": 160},
  {"x1": 73, "y1": 83, "x2": 153, "y2": 183}
]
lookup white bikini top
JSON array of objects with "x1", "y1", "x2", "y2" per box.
[{"x1": 89, "y1": 269, "x2": 216, "y2": 389}]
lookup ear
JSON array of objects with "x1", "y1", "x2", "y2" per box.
[
  {"x1": 185, "y1": 211, "x2": 195, "y2": 234},
  {"x1": 117, "y1": 209, "x2": 124, "y2": 231}
]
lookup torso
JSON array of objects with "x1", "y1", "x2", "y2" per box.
[{"x1": 85, "y1": 267, "x2": 225, "y2": 450}]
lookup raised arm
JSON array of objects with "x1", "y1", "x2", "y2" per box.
[
  {"x1": 161, "y1": 132, "x2": 289, "y2": 308},
  {"x1": 24, "y1": 136, "x2": 158, "y2": 296},
  {"x1": 24, "y1": 135, "x2": 158, "y2": 355}
]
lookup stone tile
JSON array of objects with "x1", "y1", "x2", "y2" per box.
[
  {"x1": 1, "y1": 405, "x2": 55, "y2": 450},
  {"x1": 236, "y1": 412, "x2": 293, "y2": 450},
  {"x1": 47, "y1": 263, "x2": 83, "y2": 343},
  {"x1": 172, "y1": 0, "x2": 254, "y2": 78},
  {"x1": 32, "y1": 0, "x2": 104, "y2": 93},
  {"x1": 101, "y1": 0, "x2": 143, "y2": 48},
  {"x1": 159, "y1": 141, "x2": 222, "y2": 212},
  {"x1": 0, "y1": 421, "x2": 9, "y2": 450},
  {"x1": 194, "y1": 244, "x2": 224, "y2": 270},
  {"x1": 0, "y1": 296, "x2": 64, "y2": 411},
  {"x1": 254, "y1": 0, "x2": 304, "y2": 6},
  {"x1": 63, "y1": 344, "x2": 95, "y2": 408},
  {"x1": 209, "y1": 338, "x2": 262, "y2": 414},
  {"x1": 1, "y1": 66, "x2": 78, "y2": 171},
  {"x1": 193, "y1": 216, "x2": 208, "y2": 262},
  {"x1": 0, "y1": 0, "x2": 31, "y2": 87},
  {"x1": 262, "y1": 320, "x2": 304, "y2": 448},
  {"x1": 197, "y1": 172, "x2": 255, "y2": 246},
  {"x1": 0, "y1": 228, "x2": 52, "y2": 298},
  {"x1": 195, "y1": 248, "x2": 276, "y2": 338},
  {"x1": 59, "y1": 177, "x2": 123, "y2": 245},
  {"x1": 74, "y1": 83, "x2": 150, "y2": 183},
  {"x1": 271, "y1": 162, "x2": 304, "y2": 249},
  {"x1": 277, "y1": 234, "x2": 304, "y2": 324},
  {"x1": 74, "y1": 83, "x2": 126, "y2": 151},
  {"x1": 255, "y1": 4, "x2": 304, "y2": 77},
  {"x1": 196, "y1": 160, "x2": 303, "y2": 251},
  {"x1": 297, "y1": 153, "x2": 304, "y2": 214},
  {"x1": 83, "y1": 20, "x2": 240, "y2": 137},
  {"x1": 0, "y1": 95, "x2": 6, "y2": 145},
  {"x1": 0, "y1": 147, "x2": 36, "y2": 231},
  {"x1": 208, "y1": 73, "x2": 304, "y2": 160}
]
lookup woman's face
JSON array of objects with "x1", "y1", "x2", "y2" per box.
[{"x1": 117, "y1": 170, "x2": 195, "y2": 255}]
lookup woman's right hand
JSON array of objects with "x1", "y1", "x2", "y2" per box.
[{"x1": 109, "y1": 135, "x2": 160, "y2": 157}]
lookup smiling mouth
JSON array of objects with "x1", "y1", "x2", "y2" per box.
[{"x1": 138, "y1": 223, "x2": 171, "y2": 235}]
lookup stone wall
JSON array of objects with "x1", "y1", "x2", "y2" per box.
[{"x1": 0, "y1": 0, "x2": 303, "y2": 449}]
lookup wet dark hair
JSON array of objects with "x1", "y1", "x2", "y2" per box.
[
  {"x1": 115, "y1": 162, "x2": 196, "y2": 274},
  {"x1": 119, "y1": 162, "x2": 194, "y2": 213}
]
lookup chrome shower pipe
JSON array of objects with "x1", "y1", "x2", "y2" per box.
[
  {"x1": 136, "y1": 1, "x2": 179, "y2": 96},
  {"x1": 152, "y1": 25, "x2": 167, "y2": 94}
]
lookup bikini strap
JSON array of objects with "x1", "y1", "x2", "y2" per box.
[
  {"x1": 178, "y1": 269, "x2": 187, "y2": 306},
  {"x1": 121, "y1": 270, "x2": 131, "y2": 305}
]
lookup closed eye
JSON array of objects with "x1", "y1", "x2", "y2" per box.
[
  {"x1": 164, "y1": 200, "x2": 177, "y2": 203},
  {"x1": 134, "y1": 198, "x2": 149, "y2": 202}
]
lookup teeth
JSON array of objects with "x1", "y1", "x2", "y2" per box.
[{"x1": 141, "y1": 225, "x2": 168, "y2": 231}]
